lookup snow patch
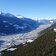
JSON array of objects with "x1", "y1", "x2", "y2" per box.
[
  {"x1": 50, "y1": 20, "x2": 53, "y2": 23},
  {"x1": 2, "y1": 20, "x2": 7, "y2": 23},
  {"x1": 16, "y1": 15, "x2": 24, "y2": 18},
  {"x1": 53, "y1": 28, "x2": 56, "y2": 32},
  {"x1": 27, "y1": 39, "x2": 34, "y2": 43},
  {"x1": 7, "y1": 48, "x2": 17, "y2": 51}
]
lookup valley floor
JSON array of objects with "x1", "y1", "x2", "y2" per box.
[
  {"x1": 2, "y1": 26, "x2": 56, "y2": 56},
  {"x1": 0, "y1": 24, "x2": 51, "y2": 52}
]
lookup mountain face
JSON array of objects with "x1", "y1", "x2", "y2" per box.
[{"x1": 0, "y1": 13, "x2": 44, "y2": 36}]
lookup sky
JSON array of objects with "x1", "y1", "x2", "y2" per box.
[{"x1": 0, "y1": 0, "x2": 56, "y2": 20}]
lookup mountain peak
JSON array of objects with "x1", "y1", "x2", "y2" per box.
[
  {"x1": 16, "y1": 15, "x2": 24, "y2": 18},
  {"x1": 0, "y1": 12, "x2": 16, "y2": 18}
]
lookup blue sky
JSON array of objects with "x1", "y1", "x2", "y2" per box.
[{"x1": 0, "y1": 0, "x2": 56, "y2": 19}]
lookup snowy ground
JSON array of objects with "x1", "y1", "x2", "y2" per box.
[
  {"x1": 7, "y1": 48, "x2": 17, "y2": 51},
  {"x1": 0, "y1": 24, "x2": 52, "y2": 51}
]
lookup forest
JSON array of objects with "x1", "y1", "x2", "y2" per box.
[{"x1": 2, "y1": 28, "x2": 56, "y2": 56}]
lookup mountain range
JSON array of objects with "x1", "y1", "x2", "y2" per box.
[
  {"x1": 0, "y1": 13, "x2": 39, "y2": 35},
  {"x1": 0, "y1": 13, "x2": 54, "y2": 52},
  {"x1": 0, "y1": 13, "x2": 53, "y2": 36}
]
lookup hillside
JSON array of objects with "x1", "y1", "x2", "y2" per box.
[
  {"x1": 0, "y1": 13, "x2": 39, "y2": 35},
  {"x1": 1, "y1": 26, "x2": 56, "y2": 56}
]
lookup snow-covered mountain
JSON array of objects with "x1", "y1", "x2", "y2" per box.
[
  {"x1": 0, "y1": 13, "x2": 40, "y2": 36},
  {"x1": 37, "y1": 18, "x2": 54, "y2": 24},
  {"x1": 0, "y1": 13, "x2": 54, "y2": 51},
  {"x1": 0, "y1": 13, "x2": 53, "y2": 36},
  {"x1": 0, "y1": 12, "x2": 16, "y2": 18}
]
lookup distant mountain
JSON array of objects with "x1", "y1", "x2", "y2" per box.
[
  {"x1": 0, "y1": 12, "x2": 16, "y2": 18},
  {"x1": 0, "y1": 13, "x2": 42, "y2": 36},
  {"x1": 0, "y1": 13, "x2": 54, "y2": 52},
  {"x1": 37, "y1": 19, "x2": 54, "y2": 24},
  {"x1": 2, "y1": 19, "x2": 56, "y2": 56}
]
